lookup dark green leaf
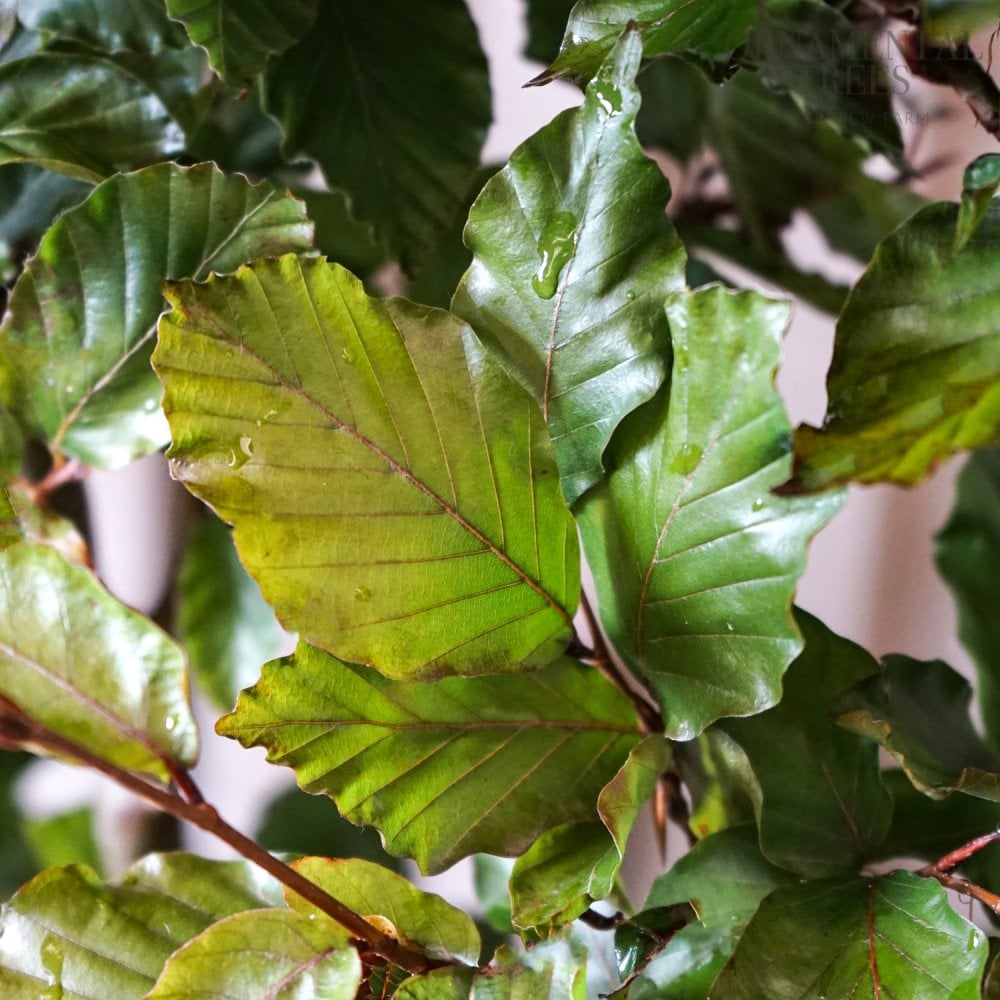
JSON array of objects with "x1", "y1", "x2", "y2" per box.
[
  {"x1": 0, "y1": 854, "x2": 283, "y2": 999},
  {"x1": 0, "y1": 542, "x2": 197, "y2": 782},
  {"x1": 720, "y1": 611, "x2": 892, "y2": 876},
  {"x1": 18, "y1": 0, "x2": 188, "y2": 53},
  {"x1": 746, "y1": 2, "x2": 902, "y2": 161},
  {"x1": 23, "y1": 808, "x2": 102, "y2": 874},
  {"x1": 287, "y1": 857, "x2": 480, "y2": 965},
  {"x1": 510, "y1": 736, "x2": 670, "y2": 931},
  {"x1": 794, "y1": 200, "x2": 1000, "y2": 489},
  {"x1": 297, "y1": 188, "x2": 383, "y2": 279},
  {"x1": 156, "y1": 256, "x2": 579, "y2": 680},
  {"x1": 631, "y1": 826, "x2": 793, "y2": 999},
  {"x1": 218, "y1": 642, "x2": 642, "y2": 874},
  {"x1": 540, "y1": 0, "x2": 756, "y2": 84},
  {"x1": 838, "y1": 655, "x2": 1000, "y2": 801},
  {"x1": 0, "y1": 751, "x2": 38, "y2": 898},
  {"x1": 473, "y1": 855, "x2": 516, "y2": 935},
  {"x1": 396, "y1": 933, "x2": 588, "y2": 999},
  {"x1": 176, "y1": 514, "x2": 284, "y2": 711},
  {"x1": 936, "y1": 448, "x2": 1000, "y2": 749},
  {"x1": 263, "y1": 0, "x2": 490, "y2": 269},
  {"x1": 635, "y1": 56, "x2": 709, "y2": 164},
  {"x1": 712, "y1": 871, "x2": 987, "y2": 998},
  {"x1": 166, "y1": 0, "x2": 318, "y2": 85},
  {"x1": 454, "y1": 29, "x2": 685, "y2": 505},
  {"x1": 0, "y1": 51, "x2": 184, "y2": 181},
  {"x1": 524, "y1": 0, "x2": 577, "y2": 65},
  {"x1": 579, "y1": 287, "x2": 843, "y2": 738},
  {"x1": 0, "y1": 161, "x2": 313, "y2": 468},
  {"x1": 146, "y1": 908, "x2": 361, "y2": 999}
]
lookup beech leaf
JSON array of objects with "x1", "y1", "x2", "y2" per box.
[
  {"x1": 0, "y1": 542, "x2": 196, "y2": 782},
  {"x1": 165, "y1": 0, "x2": 319, "y2": 85},
  {"x1": 579, "y1": 287, "x2": 843, "y2": 738},
  {"x1": 712, "y1": 872, "x2": 987, "y2": 998},
  {"x1": 263, "y1": 0, "x2": 490, "y2": 268},
  {"x1": 287, "y1": 857, "x2": 480, "y2": 965},
  {"x1": 453, "y1": 27, "x2": 686, "y2": 505},
  {"x1": 0, "y1": 162, "x2": 313, "y2": 468},
  {"x1": 0, "y1": 854, "x2": 283, "y2": 999},
  {"x1": 145, "y1": 908, "x2": 361, "y2": 1000},
  {"x1": 217, "y1": 642, "x2": 642, "y2": 874},
  {"x1": 155, "y1": 255, "x2": 580, "y2": 680},
  {"x1": 794, "y1": 200, "x2": 1000, "y2": 488}
]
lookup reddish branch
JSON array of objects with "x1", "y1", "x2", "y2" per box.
[
  {"x1": 0, "y1": 695, "x2": 446, "y2": 977},
  {"x1": 916, "y1": 830, "x2": 1000, "y2": 916}
]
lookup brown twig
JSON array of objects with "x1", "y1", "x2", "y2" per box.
[
  {"x1": 0, "y1": 697, "x2": 445, "y2": 977},
  {"x1": 20, "y1": 457, "x2": 90, "y2": 506},
  {"x1": 916, "y1": 830, "x2": 1000, "y2": 915},
  {"x1": 578, "y1": 591, "x2": 663, "y2": 734}
]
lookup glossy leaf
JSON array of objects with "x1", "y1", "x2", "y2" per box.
[
  {"x1": 795, "y1": 200, "x2": 1000, "y2": 489},
  {"x1": 263, "y1": 0, "x2": 490, "y2": 269},
  {"x1": 578, "y1": 287, "x2": 843, "y2": 738},
  {"x1": 539, "y1": 0, "x2": 756, "y2": 84},
  {"x1": 837, "y1": 655, "x2": 1000, "y2": 801},
  {"x1": 166, "y1": 0, "x2": 319, "y2": 85},
  {"x1": 510, "y1": 735, "x2": 670, "y2": 931},
  {"x1": 396, "y1": 934, "x2": 587, "y2": 999},
  {"x1": 0, "y1": 161, "x2": 313, "y2": 468},
  {"x1": 720, "y1": 611, "x2": 892, "y2": 876},
  {"x1": 956, "y1": 154, "x2": 1000, "y2": 250},
  {"x1": 288, "y1": 857, "x2": 480, "y2": 965},
  {"x1": 18, "y1": 0, "x2": 188, "y2": 53},
  {"x1": 0, "y1": 51, "x2": 184, "y2": 182},
  {"x1": 177, "y1": 515, "x2": 284, "y2": 710},
  {"x1": 156, "y1": 255, "x2": 579, "y2": 680},
  {"x1": 630, "y1": 826, "x2": 793, "y2": 999},
  {"x1": 454, "y1": 29, "x2": 685, "y2": 505},
  {"x1": 936, "y1": 447, "x2": 1000, "y2": 750},
  {"x1": 218, "y1": 642, "x2": 642, "y2": 874},
  {"x1": 146, "y1": 908, "x2": 361, "y2": 999},
  {"x1": 0, "y1": 854, "x2": 283, "y2": 999},
  {"x1": 712, "y1": 871, "x2": 987, "y2": 998},
  {"x1": 0, "y1": 541, "x2": 197, "y2": 782},
  {"x1": 746, "y1": 2, "x2": 902, "y2": 161}
]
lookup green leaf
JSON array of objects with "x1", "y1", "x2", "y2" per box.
[
  {"x1": 23, "y1": 808, "x2": 102, "y2": 874},
  {"x1": 0, "y1": 51, "x2": 184, "y2": 182},
  {"x1": 837, "y1": 655, "x2": 1000, "y2": 801},
  {"x1": 923, "y1": 0, "x2": 1000, "y2": 41},
  {"x1": 287, "y1": 857, "x2": 480, "y2": 965},
  {"x1": 720, "y1": 611, "x2": 892, "y2": 876},
  {"x1": 397, "y1": 934, "x2": 588, "y2": 999},
  {"x1": 936, "y1": 448, "x2": 1000, "y2": 749},
  {"x1": 0, "y1": 161, "x2": 313, "y2": 468},
  {"x1": 474, "y1": 855, "x2": 516, "y2": 935},
  {"x1": 176, "y1": 515, "x2": 284, "y2": 711},
  {"x1": 146, "y1": 908, "x2": 361, "y2": 999},
  {"x1": 745, "y1": 2, "x2": 902, "y2": 162},
  {"x1": 218, "y1": 642, "x2": 642, "y2": 874},
  {"x1": 0, "y1": 750, "x2": 38, "y2": 899},
  {"x1": 956, "y1": 154, "x2": 1000, "y2": 250},
  {"x1": 18, "y1": 0, "x2": 188, "y2": 53},
  {"x1": 155, "y1": 255, "x2": 579, "y2": 680},
  {"x1": 712, "y1": 871, "x2": 987, "y2": 998},
  {"x1": 631, "y1": 826, "x2": 793, "y2": 999},
  {"x1": 263, "y1": 0, "x2": 490, "y2": 269},
  {"x1": 510, "y1": 735, "x2": 670, "y2": 931},
  {"x1": 453, "y1": 29, "x2": 686, "y2": 506},
  {"x1": 0, "y1": 542, "x2": 197, "y2": 782},
  {"x1": 0, "y1": 854, "x2": 283, "y2": 999},
  {"x1": 578, "y1": 286, "x2": 843, "y2": 739},
  {"x1": 524, "y1": 0, "x2": 577, "y2": 65},
  {"x1": 794, "y1": 200, "x2": 1000, "y2": 489},
  {"x1": 540, "y1": 0, "x2": 756, "y2": 84},
  {"x1": 166, "y1": 0, "x2": 319, "y2": 85}
]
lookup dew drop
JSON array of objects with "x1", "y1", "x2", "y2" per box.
[
  {"x1": 593, "y1": 77, "x2": 624, "y2": 117},
  {"x1": 531, "y1": 212, "x2": 578, "y2": 300},
  {"x1": 264, "y1": 408, "x2": 279, "y2": 422},
  {"x1": 752, "y1": 497, "x2": 765, "y2": 512},
  {"x1": 227, "y1": 435, "x2": 254, "y2": 469},
  {"x1": 355, "y1": 585, "x2": 372, "y2": 602},
  {"x1": 165, "y1": 714, "x2": 178, "y2": 732},
  {"x1": 40, "y1": 934, "x2": 64, "y2": 998},
  {"x1": 669, "y1": 443, "x2": 703, "y2": 475},
  {"x1": 726, "y1": 622, "x2": 734, "y2": 632},
  {"x1": 626, "y1": 289, "x2": 636, "y2": 302},
  {"x1": 341, "y1": 347, "x2": 355, "y2": 365}
]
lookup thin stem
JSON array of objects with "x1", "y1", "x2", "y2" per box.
[
  {"x1": 20, "y1": 457, "x2": 89, "y2": 506},
  {"x1": 926, "y1": 830, "x2": 1000, "y2": 874},
  {"x1": 578, "y1": 591, "x2": 663, "y2": 733},
  {"x1": 0, "y1": 697, "x2": 444, "y2": 977},
  {"x1": 915, "y1": 830, "x2": 1000, "y2": 916}
]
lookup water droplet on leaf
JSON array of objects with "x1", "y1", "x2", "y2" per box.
[
  {"x1": 532, "y1": 212, "x2": 578, "y2": 299},
  {"x1": 626, "y1": 289, "x2": 636, "y2": 302},
  {"x1": 342, "y1": 348, "x2": 355, "y2": 365},
  {"x1": 752, "y1": 497, "x2": 765, "y2": 512},
  {"x1": 669, "y1": 443, "x2": 703, "y2": 475},
  {"x1": 355, "y1": 585, "x2": 372, "y2": 602}
]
